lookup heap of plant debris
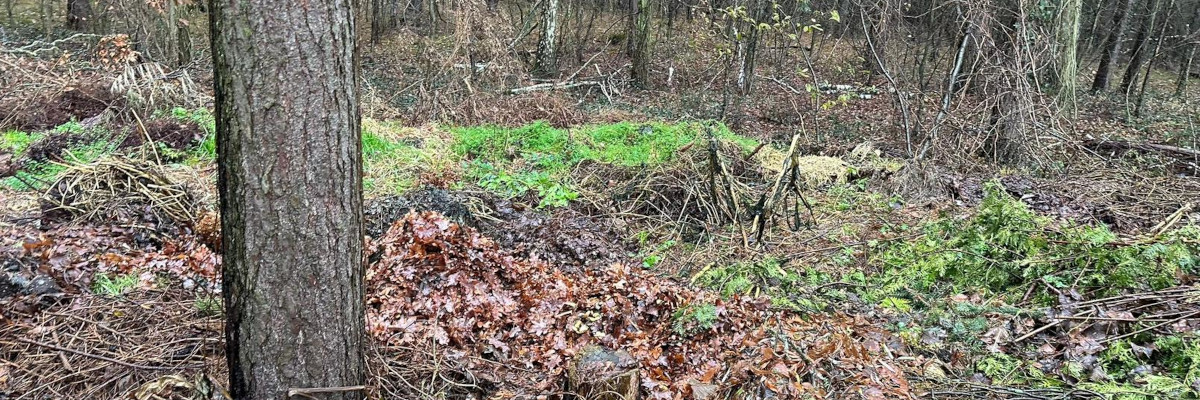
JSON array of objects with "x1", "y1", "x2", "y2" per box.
[
  {"x1": 0, "y1": 290, "x2": 225, "y2": 399},
  {"x1": 365, "y1": 211, "x2": 918, "y2": 399},
  {"x1": 40, "y1": 154, "x2": 198, "y2": 224},
  {"x1": 0, "y1": 214, "x2": 220, "y2": 320}
]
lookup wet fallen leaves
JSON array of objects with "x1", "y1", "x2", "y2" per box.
[{"x1": 366, "y1": 211, "x2": 916, "y2": 399}]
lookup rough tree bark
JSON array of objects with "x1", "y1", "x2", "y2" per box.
[
  {"x1": 66, "y1": 0, "x2": 91, "y2": 31},
  {"x1": 535, "y1": 0, "x2": 560, "y2": 77},
  {"x1": 210, "y1": 0, "x2": 366, "y2": 398},
  {"x1": 1091, "y1": 0, "x2": 1136, "y2": 92},
  {"x1": 630, "y1": 0, "x2": 651, "y2": 88}
]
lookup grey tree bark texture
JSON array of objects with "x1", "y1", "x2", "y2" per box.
[{"x1": 209, "y1": 0, "x2": 366, "y2": 398}]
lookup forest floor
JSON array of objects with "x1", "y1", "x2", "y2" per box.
[{"x1": 3, "y1": 34, "x2": 1200, "y2": 400}]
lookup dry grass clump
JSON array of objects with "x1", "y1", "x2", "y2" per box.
[
  {"x1": 111, "y1": 62, "x2": 207, "y2": 115},
  {"x1": 41, "y1": 154, "x2": 197, "y2": 224}
]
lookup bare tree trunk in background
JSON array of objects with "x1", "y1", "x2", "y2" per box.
[
  {"x1": 174, "y1": 1, "x2": 192, "y2": 66},
  {"x1": 1055, "y1": 0, "x2": 1082, "y2": 115},
  {"x1": 535, "y1": 0, "x2": 559, "y2": 77},
  {"x1": 1092, "y1": 0, "x2": 1135, "y2": 92},
  {"x1": 858, "y1": 0, "x2": 894, "y2": 84},
  {"x1": 1120, "y1": 0, "x2": 1156, "y2": 95},
  {"x1": 210, "y1": 0, "x2": 366, "y2": 398},
  {"x1": 371, "y1": 0, "x2": 399, "y2": 42},
  {"x1": 5, "y1": 0, "x2": 14, "y2": 25},
  {"x1": 1176, "y1": 7, "x2": 1200, "y2": 98},
  {"x1": 630, "y1": 0, "x2": 651, "y2": 88},
  {"x1": 41, "y1": 0, "x2": 51, "y2": 36},
  {"x1": 736, "y1": 0, "x2": 766, "y2": 93},
  {"x1": 428, "y1": 0, "x2": 439, "y2": 33},
  {"x1": 66, "y1": 0, "x2": 91, "y2": 31},
  {"x1": 372, "y1": 0, "x2": 385, "y2": 42},
  {"x1": 1133, "y1": 0, "x2": 1174, "y2": 117}
]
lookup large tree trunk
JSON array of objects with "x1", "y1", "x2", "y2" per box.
[
  {"x1": 629, "y1": 0, "x2": 651, "y2": 88},
  {"x1": 535, "y1": 0, "x2": 559, "y2": 77},
  {"x1": 66, "y1": 0, "x2": 91, "y2": 31},
  {"x1": 1091, "y1": 0, "x2": 1135, "y2": 92},
  {"x1": 210, "y1": 0, "x2": 366, "y2": 398}
]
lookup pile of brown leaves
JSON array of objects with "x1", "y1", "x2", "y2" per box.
[
  {"x1": 366, "y1": 212, "x2": 915, "y2": 399},
  {"x1": 1, "y1": 222, "x2": 219, "y2": 319}
]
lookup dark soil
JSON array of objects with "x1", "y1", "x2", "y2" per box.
[
  {"x1": 24, "y1": 132, "x2": 89, "y2": 162},
  {"x1": 364, "y1": 187, "x2": 478, "y2": 238},
  {"x1": 117, "y1": 119, "x2": 206, "y2": 151},
  {"x1": 478, "y1": 198, "x2": 634, "y2": 269},
  {"x1": 363, "y1": 187, "x2": 633, "y2": 269},
  {"x1": 0, "y1": 85, "x2": 119, "y2": 131}
]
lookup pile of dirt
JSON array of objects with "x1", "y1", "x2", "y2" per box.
[
  {"x1": 23, "y1": 132, "x2": 91, "y2": 162},
  {"x1": 365, "y1": 187, "x2": 633, "y2": 268},
  {"x1": 365, "y1": 211, "x2": 918, "y2": 399},
  {"x1": 478, "y1": 198, "x2": 634, "y2": 269},
  {"x1": 364, "y1": 187, "x2": 478, "y2": 238},
  {"x1": 118, "y1": 119, "x2": 207, "y2": 151},
  {"x1": 0, "y1": 84, "x2": 120, "y2": 131}
]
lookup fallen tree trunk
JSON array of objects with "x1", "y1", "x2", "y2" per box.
[
  {"x1": 505, "y1": 80, "x2": 599, "y2": 94},
  {"x1": 1085, "y1": 139, "x2": 1200, "y2": 160}
]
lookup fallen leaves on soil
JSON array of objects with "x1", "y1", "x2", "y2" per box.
[{"x1": 366, "y1": 211, "x2": 915, "y2": 399}]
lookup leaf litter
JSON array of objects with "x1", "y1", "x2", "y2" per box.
[{"x1": 365, "y1": 211, "x2": 917, "y2": 399}]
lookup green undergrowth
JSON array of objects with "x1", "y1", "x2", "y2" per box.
[
  {"x1": 359, "y1": 119, "x2": 458, "y2": 198},
  {"x1": 671, "y1": 302, "x2": 719, "y2": 335},
  {"x1": 863, "y1": 181, "x2": 1200, "y2": 397},
  {"x1": 868, "y1": 181, "x2": 1200, "y2": 305},
  {"x1": 91, "y1": 272, "x2": 140, "y2": 297},
  {"x1": 972, "y1": 334, "x2": 1200, "y2": 399},
  {"x1": 162, "y1": 107, "x2": 217, "y2": 163},
  {"x1": 452, "y1": 121, "x2": 758, "y2": 207},
  {"x1": 691, "y1": 258, "x2": 848, "y2": 312},
  {"x1": 362, "y1": 127, "x2": 422, "y2": 195},
  {"x1": 1, "y1": 129, "x2": 45, "y2": 154},
  {"x1": 2, "y1": 121, "x2": 117, "y2": 190}
]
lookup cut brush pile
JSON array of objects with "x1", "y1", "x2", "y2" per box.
[{"x1": 40, "y1": 155, "x2": 197, "y2": 224}]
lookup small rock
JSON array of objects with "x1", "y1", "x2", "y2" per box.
[
  {"x1": 24, "y1": 275, "x2": 62, "y2": 296},
  {"x1": 569, "y1": 347, "x2": 639, "y2": 400}
]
